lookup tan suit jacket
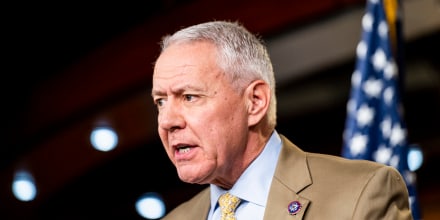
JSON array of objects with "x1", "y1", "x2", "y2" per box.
[{"x1": 162, "y1": 135, "x2": 412, "y2": 220}]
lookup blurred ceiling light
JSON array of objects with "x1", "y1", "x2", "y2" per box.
[
  {"x1": 408, "y1": 145, "x2": 423, "y2": 172},
  {"x1": 12, "y1": 171, "x2": 37, "y2": 202},
  {"x1": 90, "y1": 126, "x2": 118, "y2": 152},
  {"x1": 135, "y1": 192, "x2": 166, "y2": 219}
]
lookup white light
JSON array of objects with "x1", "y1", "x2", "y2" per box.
[
  {"x1": 90, "y1": 127, "x2": 118, "y2": 152},
  {"x1": 407, "y1": 146, "x2": 423, "y2": 171},
  {"x1": 12, "y1": 171, "x2": 37, "y2": 202},
  {"x1": 135, "y1": 193, "x2": 166, "y2": 219}
]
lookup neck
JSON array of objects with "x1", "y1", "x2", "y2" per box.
[{"x1": 213, "y1": 128, "x2": 273, "y2": 189}]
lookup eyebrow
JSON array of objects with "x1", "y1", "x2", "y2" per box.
[
  {"x1": 151, "y1": 89, "x2": 165, "y2": 98},
  {"x1": 151, "y1": 85, "x2": 205, "y2": 97}
]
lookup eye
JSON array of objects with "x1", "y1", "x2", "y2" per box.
[
  {"x1": 154, "y1": 98, "x2": 166, "y2": 107},
  {"x1": 184, "y1": 94, "x2": 197, "y2": 102}
]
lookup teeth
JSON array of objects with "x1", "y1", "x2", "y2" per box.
[{"x1": 178, "y1": 147, "x2": 190, "y2": 153}]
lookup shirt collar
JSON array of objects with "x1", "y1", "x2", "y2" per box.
[{"x1": 209, "y1": 130, "x2": 282, "y2": 210}]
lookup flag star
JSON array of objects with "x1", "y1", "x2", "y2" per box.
[
  {"x1": 390, "y1": 124, "x2": 406, "y2": 146},
  {"x1": 383, "y1": 87, "x2": 394, "y2": 105},
  {"x1": 356, "y1": 104, "x2": 375, "y2": 126},
  {"x1": 356, "y1": 41, "x2": 367, "y2": 59},
  {"x1": 350, "y1": 133, "x2": 368, "y2": 156},
  {"x1": 343, "y1": 129, "x2": 350, "y2": 142},
  {"x1": 404, "y1": 171, "x2": 417, "y2": 185},
  {"x1": 346, "y1": 99, "x2": 356, "y2": 115},
  {"x1": 409, "y1": 196, "x2": 415, "y2": 207},
  {"x1": 390, "y1": 155, "x2": 400, "y2": 168},
  {"x1": 363, "y1": 78, "x2": 383, "y2": 98},
  {"x1": 373, "y1": 145, "x2": 392, "y2": 164},
  {"x1": 380, "y1": 117, "x2": 392, "y2": 138},
  {"x1": 362, "y1": 13, "x2": 374, "y2": 32},
  {"x1": 351, "y1": 70, "x2": 362, "y2": 87},
  {"x1": 371, "y1": 48, "x2": 387, "y2": 71},
  {"x1": 378, "y1": 20, "x2": 389, "y2": 39},
  {"x1": 384, "y1": 59, "x2": 398, "y2": 79}
]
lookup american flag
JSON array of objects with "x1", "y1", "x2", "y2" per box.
[{"x1": 341, "y1": 0, "x2": 421, "y2": 218}]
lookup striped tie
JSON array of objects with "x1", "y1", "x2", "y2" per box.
[{"x1": 218, "y1": 192, "x2": 241, "y2": 220}]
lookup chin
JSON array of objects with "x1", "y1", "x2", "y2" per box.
[
  {"x1": 177, "y1": 172, "x2": 207, "y2": 185},
  {"x1": 178, "y1": 175, "x2": 200, "y2": 184}
]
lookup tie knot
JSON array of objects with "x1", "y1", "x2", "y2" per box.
[{"x1": 218, "y1": 192, "x2": 241, "y2": 220}]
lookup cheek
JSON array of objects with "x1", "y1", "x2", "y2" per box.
[
  {"x1": 199, "y1": 109, "x2": 246, "y2": 148},
  {"x1": 158, "y1": 130, "x2": 174, "y2": 159},
  {"x1": 158, "y1": 128, "x2": 167, "y2": 145}
]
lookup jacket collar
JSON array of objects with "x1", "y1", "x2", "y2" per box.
[{"x1": 263, "y1": 135, "x2": 312, "y2": 220}]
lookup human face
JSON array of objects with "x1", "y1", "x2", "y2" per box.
[{"x1": 152, "y1": 42, "x2": 249, "y2": 187}]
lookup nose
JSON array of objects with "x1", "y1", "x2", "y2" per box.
[{"x1": 158, "y1": 102, "x2": 185, "y2": 132}]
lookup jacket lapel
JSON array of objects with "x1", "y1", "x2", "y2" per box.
[
  {"x1": 263, "y1": 135, "x2": 312, "y2": 220},
  {"x1": 193, "y1": 188, "x2": 211, "y2": 219},
  {"x1": 172, "y1": 187, "x2": 211, "y2": 220}
]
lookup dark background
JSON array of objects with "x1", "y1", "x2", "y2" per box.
[{"x1": 2, "y1": 0, "x2": 439, "y2": 219}]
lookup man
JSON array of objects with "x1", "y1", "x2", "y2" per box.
[{"x1": 151, "y1": 21, "x2": 412, "y2": 219}]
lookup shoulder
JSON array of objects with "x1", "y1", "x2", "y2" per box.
[
  {"x1": 162, "y1": 187, "x2": 210, "y2": 220},
  {"x1": 307, "y1": 151, "x2": 383, "y2": 172},
  {"x1": 278, "y1": 136, "x2": 411, "y2": 218},
  {"x1": 306, "y1": 150, "x2": 403, "y2": 181},
  {"x1": 287, "y1": 138, "x2": 409, "y2": 209},
  {"x1": 279, "y1": 134, "x2": 396, "y2": 178},
  {"x1": 279, "y1": 134, "x2": 405, "y2": 194}
]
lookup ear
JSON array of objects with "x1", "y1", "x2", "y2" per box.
[{"x1": 245, "y1": 80, "x2": 271, "y2": 127}]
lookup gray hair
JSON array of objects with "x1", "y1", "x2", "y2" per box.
[{"x1": 160, "y1": 21, "x2": 277, "y2": 130}]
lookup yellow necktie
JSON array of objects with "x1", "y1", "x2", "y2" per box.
[{"x1": 218, "y1": 192, "x2": 241, "y2": 220}]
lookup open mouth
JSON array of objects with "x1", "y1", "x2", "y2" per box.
[
  {"x1": 175, "y1": 144, "x2": 195, "y2": 154},
  {"x1": 177, "y1": 146, "x2": 191, "y2": 153}
]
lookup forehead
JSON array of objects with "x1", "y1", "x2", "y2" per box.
[
  {"x1": 152, "y1": 42, "x2": 225, "y2": 91},
  {"x1": 154, "y1": 41, "x2": 218, "y2": 72}
]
